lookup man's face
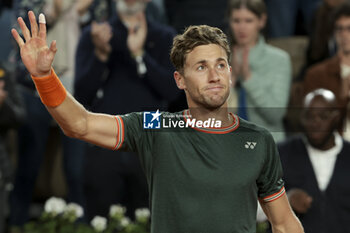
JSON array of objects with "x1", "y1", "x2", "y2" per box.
[
  {"x1": 229, "y1": 8, "x2": 265, "y2": 47},
  {"x1": 301, "y1": 96, "x2": 339, "y2": 149},
  {"x1": 334, "y1": 16, "x2": 350, "y2": 54},
  {"x1": 174, "y1": 44, "x2": 231, "y2": 109},
  {"x1": 116, "y1": 0, "x2": 147, "y2": 15}
]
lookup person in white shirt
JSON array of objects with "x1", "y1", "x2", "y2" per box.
[{"x1": 278, "y1": 88, "x2": 350, "y2": 233}]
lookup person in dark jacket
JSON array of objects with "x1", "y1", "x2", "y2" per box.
[
  {"x1": 9, "y1": 1, "x2": 87, "y2": 229},
  {"x1": 74, "y1": 0, "x2": 179, "y2": 220},
  {"x1": 0, "y1": 62, "x2": 25, "y2": 233},
  {"x1": 278, "y1": 88, "x2": 350, "y2": 233},
  {"x1": 303, "y1": 2, "x2": 350, "y2": 140}
]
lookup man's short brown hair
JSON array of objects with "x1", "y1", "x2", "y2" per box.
[{"x1": 170, "y1": 25, "x2": 230, "y2": 73}]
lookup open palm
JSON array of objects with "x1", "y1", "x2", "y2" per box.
[{"x1": 11, "y1": 11, "x2": 57, "y2": 77}]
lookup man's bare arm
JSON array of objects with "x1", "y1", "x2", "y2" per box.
[
  {"x1": 259, "y1": 194, "x2": 304, "y2": 233},
  {"x1": 11, "y1": 11, "x2": 119, "y2": 149},
  {"x1": 47, "y1": 92, "x2": 118, "y2": 149}
]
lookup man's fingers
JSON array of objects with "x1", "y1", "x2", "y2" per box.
[
  {"x1": 38, "y1": 13, "x2": 47, "y2": 41},
  {"x1": 306, "y1": 196, "x2": 313, "y2": 204},
  {"x1": 127, "y1": 24, "x2": 135, "y2": 35},
  {"x1": 28, "y1": 11, "x2": 39, "y2": 38},
  {"x1": 49, "y1": 40, "x2": 57, "y2": 53},
  {"x1": 17, "y1": 17, "x2": 31, "y2": 42},
  {"x1": 91, "y1": 21, "x2": 97, "y2": 31},
  {"x1": 242, "y1": 47, "x2": 249, "y2": 65},
  {"x1": 11, "y1": 28, "x2": 25, "y2": 48},
  {"x1": 101, "y1": 28, "x2": 112, "y2": 43},
  {"x1": 137, "y1": 12, "x2": 146, "y2": 26}
]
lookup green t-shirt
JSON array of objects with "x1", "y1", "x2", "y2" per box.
[{"x1": 114, "y1": 110, "x2": 285, "y2": 233}]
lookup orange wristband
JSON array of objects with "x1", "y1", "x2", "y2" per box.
[{"x1": 31, "y1": 68, "x2": 67, "y2": 107}]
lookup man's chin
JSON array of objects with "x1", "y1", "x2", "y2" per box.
[
  {"x1": 203, "y1": 98, "x2": 227, "y2": 110},
  {"x1": 307, "y1": 135, "x2": 327, "y2": 149}
]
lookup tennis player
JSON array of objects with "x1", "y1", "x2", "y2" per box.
[{"x1": 11, "y1": 11, "x2": 303, "y2": 233}]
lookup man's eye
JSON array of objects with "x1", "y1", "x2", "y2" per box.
[
  {"x1": 218, "y1": 63, "x2": 226, "y2": 69},
  {"x1": 197, "y1": 65, "x2": 204, "y2": 71}
]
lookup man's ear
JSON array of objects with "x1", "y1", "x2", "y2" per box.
[{"x1": 174, "y1": 71, "x2": 186, "y2": 90}]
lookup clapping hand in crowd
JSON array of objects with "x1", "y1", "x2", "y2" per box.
[
  {"x1": 126, "y1": 12, "x2": 147, "y2": 57},
  {"x1": 91, "y1": 21, "x2": 113, "y2": 62},
  {"x1": 287, "y1": 188, "x2": 313, "y2": 214},
  {"x1": 231, "y1": 46, "x2": 252, "y2": 82}
]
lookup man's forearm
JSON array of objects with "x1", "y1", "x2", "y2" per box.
[
  {"x1": 32, "y1": 69, "x2": 89, "y2": 139},
  {"x1": 260, "y1": 195, "x2": 304, "y2": 233},
  {"x1": 271, "y1": 215, "x2": 304, "y2": 233},
  {"x1": 47, "y1": 92, "x2": 89, "y2": 139}
]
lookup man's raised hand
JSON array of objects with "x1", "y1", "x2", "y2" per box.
[{"x1": 11, "y1": 11, "x2": 57, "y2": 77}]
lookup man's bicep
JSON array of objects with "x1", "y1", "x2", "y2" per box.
[{"x1": 83, "y1": 112, "x2": 121, "y2": 150}]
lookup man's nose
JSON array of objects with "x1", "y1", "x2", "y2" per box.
[{"x1": 208, "y1": 67, "x2": 220, "y2": 82}]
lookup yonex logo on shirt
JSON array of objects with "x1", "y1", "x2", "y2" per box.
[{"x1": 245, "y1": 142, "x2": 257, "y2": 149}]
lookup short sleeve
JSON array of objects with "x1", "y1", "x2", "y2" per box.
[
  {"x1": 113, "y1": 112, "x2": 152, "y2": 152},
  {"x1": 257, "y1": 131, "x2": 285, "y2": 203},
  {"x1": 113, "y1": 112, "x2": 154, "y2": 175}
]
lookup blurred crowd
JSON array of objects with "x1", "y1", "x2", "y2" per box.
[{"x1": 1, "y1": 0, "x2": 350, "y2": 233}]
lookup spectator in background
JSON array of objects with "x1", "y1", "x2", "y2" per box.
[
  {"x1": 265, "y1": 0, "x2": 321, "y2": 38},
  {"x1": 306, "y1": 0, "x2": 346, "y2": 69},
  {"x1": 226, "y1": 0, "x2": 292, "y2": 142},
  {"x1": 74, "y1": 0, "x2": 178, "y2": 220},
  {"x1": 278, "y1": 89, "x2": 350, "y2": 233},
  {"x1": 79, "y1": 0, "x2": 167, "y2": 27},
  {"x1": 304, "y1": 2, "x2": 350, "y2": 140},
  {"x1": 0, "y1": 0, "x2": 14, "y2": 61},
  {"x1": 0, "y1": 62, "x2": 25, "y2": 233},
  {"x1": 164, "y1": 0, "x2": 228, "y2": 32},
  {"x1": 9, "y1": 0, "x2": 90, "y2": 230}
]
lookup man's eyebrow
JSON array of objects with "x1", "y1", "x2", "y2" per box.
[
  {"x1": 193, "y1": 60, "x2": 207, "y2": 65},
  {"x1": 217, "y1": 57, "x2": 228, "y2": 63},
  {"x1": 192, "y1": 58, "x2": 227, "y2": 67}
]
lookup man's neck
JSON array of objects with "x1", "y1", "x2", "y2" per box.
[
  {"x1": 188, "y1": 105, "x2": 233, "y2": 127},
  {"x1": 118, "y1": 11, "x2": 142, "y2": 27}
]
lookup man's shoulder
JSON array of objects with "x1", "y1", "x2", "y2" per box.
[
  {"x1": 237, "y1": 117, "x2": 274, "y2": 139},
  {"x1": 306, "y1": 55, "x2": 339, "y2": 75},
  {"x1": 264, "y1": 43, "x2": 290, "y2": 62}
]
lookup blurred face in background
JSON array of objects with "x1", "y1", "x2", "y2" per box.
[
  {"x1": 301, "y1": 95, "x2": 339, "y2": 150},
  {"x1": 116, "y1": 0, "x2": 148, "y2": 15},
  {"x1": 334, "y1": 16, "x2": 350, "y2": 55},
  {"x1": 229, "y1": 7, "x2": 266, "y2": 47}
]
